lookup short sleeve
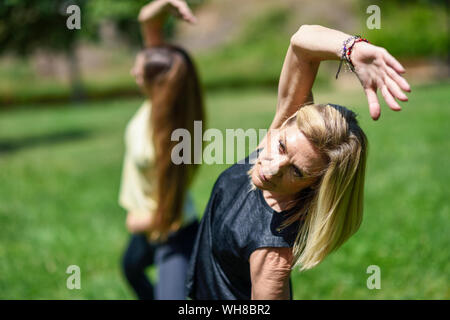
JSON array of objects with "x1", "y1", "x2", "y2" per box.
[{"x1": 242, "y1": 203, "x2": 301, "y2": 261}]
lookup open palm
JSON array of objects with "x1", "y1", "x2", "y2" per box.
[{"x1": 352, "y1": 42, "x2": 411, "y2": 120}]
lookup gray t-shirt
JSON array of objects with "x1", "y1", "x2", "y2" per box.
[{"x1": 186, "y1": 150, "x2": 301, "y2": 300}]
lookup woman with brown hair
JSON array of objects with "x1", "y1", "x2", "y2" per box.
[{"x1": 119, "y1": 0, "x2": 204, "y2": 299}]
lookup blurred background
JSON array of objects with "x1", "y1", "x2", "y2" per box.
[{"x1": 0, "y1": 0, "x2": 448, "y2": 299}]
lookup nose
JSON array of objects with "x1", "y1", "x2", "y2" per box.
[{"x1": 260, "y1": 154, "x2": 289, "y2": 177}]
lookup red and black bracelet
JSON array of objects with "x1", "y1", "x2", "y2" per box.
[{"x1": 336, "y1": 35, "x2": 370, "y2": 79}]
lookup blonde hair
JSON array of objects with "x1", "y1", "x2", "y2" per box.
[{"x1": 256, "y1": 103, "x2": 368, "y2": 271}]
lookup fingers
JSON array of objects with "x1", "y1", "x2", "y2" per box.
[
  {"x1": 381, "y1": 85, "x2": 402, "y2": 111},
  {"x1": 170, "y1": 0, "x2": 197, "y2": 23},
  {"x1": 383, "y1": 49, "x2": 405, "y2": 74},
  {"x1": 364, "y1": 87, "x2": 381, "y2": 120},
  {"x1": 180, "y1": 6, "x2": 197, "y2": 24},
  {"x1": 384, "y1": 74, "x2": 408, "y2": 102},
  {"x1": 385, "y1": 65, "x2": 411, "y2": 92}
]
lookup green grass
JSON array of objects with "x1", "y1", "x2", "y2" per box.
[{"x1": 0, "y1": 81, "x2": 449, "y2": 299}]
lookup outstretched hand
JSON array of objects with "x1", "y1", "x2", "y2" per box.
[
  {"x1": 351, "y1": 42, "x2": 411, "y2": 120},
  {"x1": 166, "y1": 0, "x2": 197, "y2": 24},
  {"x1": 140, "y1": 0, "x2": 197, "y2": 24}
]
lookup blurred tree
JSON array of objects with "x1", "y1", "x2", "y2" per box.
[
  {"x1": 0, "y1": 0, "x2": 89, "y2": 102},
  {"x1": 0, "y1": 0, "x2": 205, "y2": 103},
  {"x1": 84, "y1": 0, "x2": 204, "y2": 47},
  {"x1": 84, "y1": 0, "x2": 156, "y2": 47}
]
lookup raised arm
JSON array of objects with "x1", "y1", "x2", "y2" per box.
[
  {"x1": 138, "y1": 0, "x2": 197, "y2": 48},
  {"x1": 270, "y1": 24, "x2": 411, "y2": 130}
]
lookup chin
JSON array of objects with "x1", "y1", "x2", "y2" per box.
[
  {"x1": 250, "y1": 174, "x2": 262, "y2": 189},
  {"x1": 250, "y1": 170, "x2": 270, "y2": 191},
  {"x1": 249, "y1": 170, "x2": 261, "y2": 189}
]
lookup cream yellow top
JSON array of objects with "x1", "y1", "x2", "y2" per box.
[{"x1": 118, "y1": 101, "x2": 197, "y2": 226}]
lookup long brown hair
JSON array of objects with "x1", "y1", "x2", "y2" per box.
[{"x1": 141, "y1": 45, "x2": 205, "y2": 240}]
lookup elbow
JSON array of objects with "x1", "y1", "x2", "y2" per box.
[
  {"x1": 290, "y1": 25, "x2": 309, "y2": 51},
  {"x1": 138, "y1": 5, "x2": 152, "y2": 23},
  {"x1": 290, "y1": 24, "x2": 320, "y2": 49},
  {"x1": 138, "y1": 9, "x2": 146, "y2": 23}
]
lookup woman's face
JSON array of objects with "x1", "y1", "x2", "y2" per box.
[{"x1": 251, "y1": 122, "x2": 326, "y2": 196}]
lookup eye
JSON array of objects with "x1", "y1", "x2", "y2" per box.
[
  {"x1": 292, "y1": 165, "x2": 303, "y2": 178},
  {"x1": 278, "y1": 140, "x2": 286, "y2": 153}
]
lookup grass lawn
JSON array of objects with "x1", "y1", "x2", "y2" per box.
[{"x1": 0, "y1": 81, "x2": 448, "y2": 299}]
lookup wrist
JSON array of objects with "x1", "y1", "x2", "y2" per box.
[
  {"x1": 335, "y1": 35, "x2": 370, "y2": 79},
  {"x1": 349, "y1": 41, "x2": 371, "y2": 65},
  {"x1": 138, "y1": 1, "x2": 168, "y2": 22},
  {"x1": 291, "y1": 25, "x2": 354, "y2": 62}
]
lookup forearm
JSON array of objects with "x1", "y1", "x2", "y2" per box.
[
  {"x1": 290, "y1": 24, "x2": 351, "y2": 62},
  {"x1": 139, "y1": 1, "x2": 168, "y2": 47},
  {"x1": 258, "y1": 25, "x2": 355, "y2": 150},
  {"x1": 274, "y1": 45, "x2": 318, "y2": 127},
  {"x1": 249, "y1": 248, "x2": 293, "y2": 300},
  {"x1": 251, "y1": 278, "x2": 291, "y2": 300},
  {"x1": 138, "y1": 0, "x2": 168, "y2": 23},
  {"x1": 275, "y1": 25, "x2": 350, "y2": 123},
  {"x1": 140, "y1": 20, "x2": 165, "y2": 47}
]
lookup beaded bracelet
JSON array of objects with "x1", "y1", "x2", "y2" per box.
[{"x1": 335, "y1": 35, "x2": 370, "y2": 79}]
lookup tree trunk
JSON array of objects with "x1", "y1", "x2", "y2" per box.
[{"x1": 67, "y1": 47, "x2": 85, "y2": 104}]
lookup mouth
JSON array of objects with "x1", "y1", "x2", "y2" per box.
[{"x1": 257, "y1": 165, "x2": 269, "y2": 184}]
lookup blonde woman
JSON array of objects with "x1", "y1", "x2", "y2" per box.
[
  {"x1": 119, "y1": 0, "x2": 204, "y2": 299},
  {"x1": 186, "y1": 24, "x2": 410, "y2": 299}
]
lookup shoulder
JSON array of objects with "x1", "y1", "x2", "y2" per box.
[
  {"x1": 216, "y1": 149, "x2": 259, "y2": 184},
  {"x1": 214, "y1": 157, "x2": 255, "y2": 193}
]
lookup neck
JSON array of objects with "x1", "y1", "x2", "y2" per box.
[{"x1": 262, "y1": 190, "x2": 297, "y2": 212}]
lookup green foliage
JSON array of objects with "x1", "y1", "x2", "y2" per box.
[
  {"x1": 0, "y1": 0, "x2": 161, "y2": 54},
  {"x1": 197, "y1": 7, "x2": 297, "y2": 88},
  {"x1": 84, "y1": 0, "x2": 204, "y2": 47},
  {"x1": 0, "y1": 0, "x2": 88, "y2": 54},
  {"x1": 84, "y1": 0, "x2": 154, "y2": 46},
  {"x1": 361, "y1": 1, "x2": 448, "y2": 58},
  {"x1": 196, "y1": 6, "x2": 330, "y2": 90},
  {"x1": 0, "y1": 0, "x2": 202, "y2": 54}
]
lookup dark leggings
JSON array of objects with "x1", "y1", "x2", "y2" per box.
[{"x1": 121, "y1": 221, "x2": 199, "y2": 300}]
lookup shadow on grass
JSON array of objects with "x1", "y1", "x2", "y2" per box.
[{"x1": 0, "y1": 129, "x2": 91, "y2": 154}]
